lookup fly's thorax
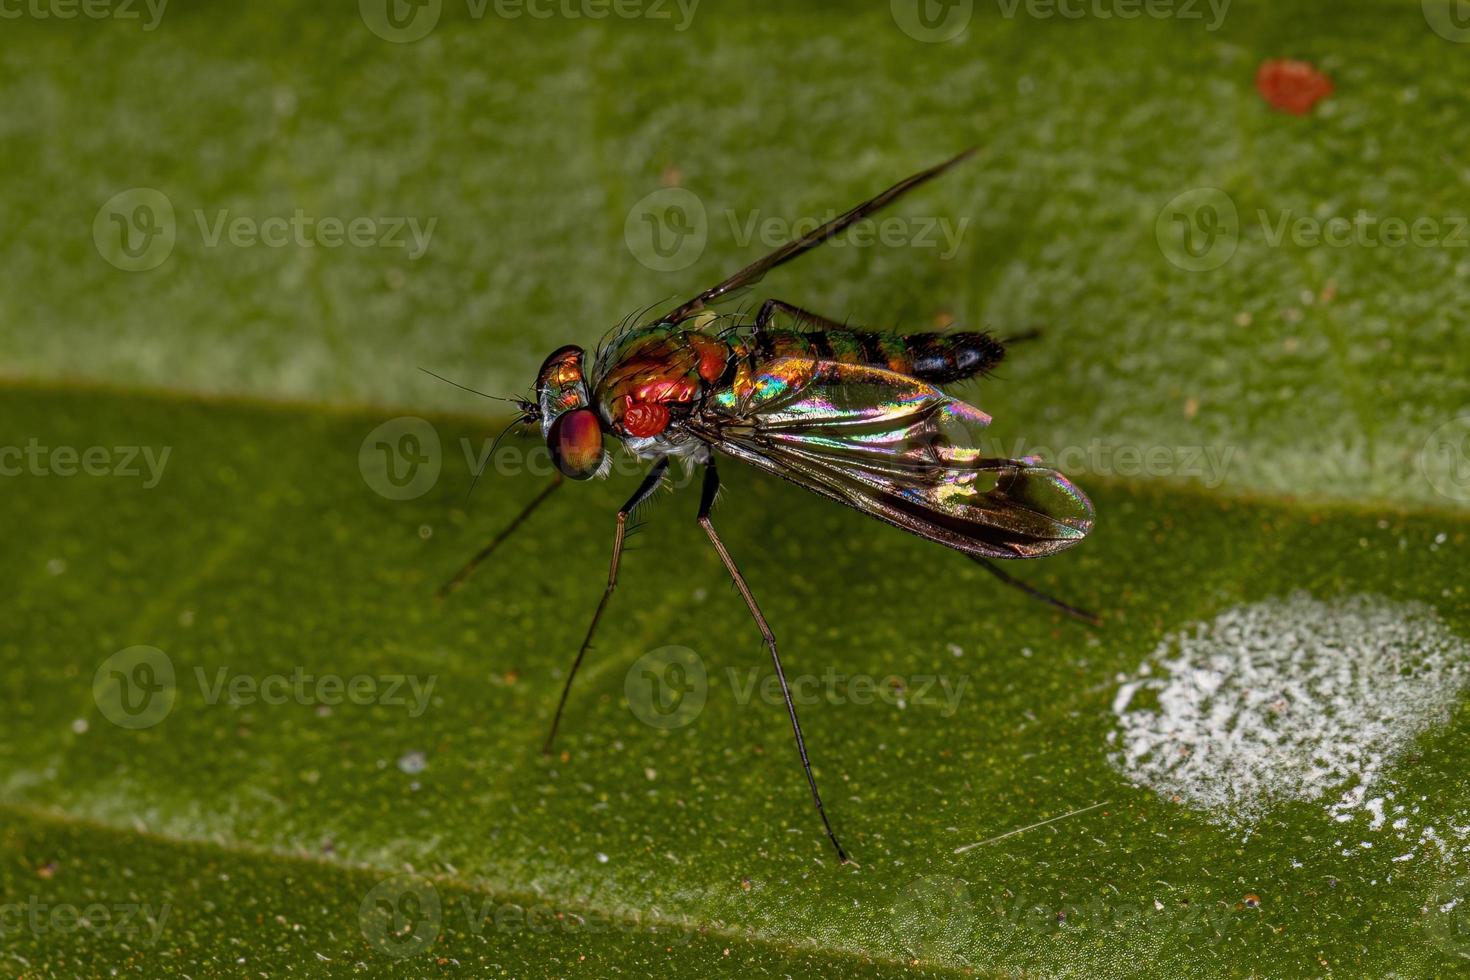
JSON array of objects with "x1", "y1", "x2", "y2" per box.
[{"x1": 592, "y1": 328, "x2": 732, "y2": 438}]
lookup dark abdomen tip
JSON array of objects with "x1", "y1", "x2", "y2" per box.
[{"x1": 908, "y1": 331, "x2": 1006, "y2": 384}]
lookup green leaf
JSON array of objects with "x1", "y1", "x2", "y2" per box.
[{"x1": 4, "y1": 387, "x2": 1469, "y2": 976}]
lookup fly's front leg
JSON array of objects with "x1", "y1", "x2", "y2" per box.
[
  {"x1": 437, "y1": 474, "x2": 563, "y2": 599},
  {"x1": 542, "y1": 458, "x2": 670, "y2": 753},
  {"x1": 696, "y1": 462, "x2": 850, "y2": 863}
]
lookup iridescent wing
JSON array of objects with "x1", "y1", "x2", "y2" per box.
[
  {"x1": 688, "y1": 357, "x2": 1093, "y2": 559},
  {"x1": 651, "y1": 148, "x2": 977, "y2": 328}
]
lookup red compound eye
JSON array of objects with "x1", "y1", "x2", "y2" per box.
[
  {"x1": 623, "y1": 401, "x2": 670, "y2": 438},
  {"x1": 548, "y1": 408, "x2": 604, "y2": 480},
  {"x1": 1256, "y1": 59, "x2": 1333, "y2": 116}
]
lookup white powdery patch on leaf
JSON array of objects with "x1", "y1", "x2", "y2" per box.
[{"x1": 1108, "y1": 593, "x2": 1470, "y2": 827}]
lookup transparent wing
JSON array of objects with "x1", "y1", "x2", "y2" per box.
[{"x1": 690, "y1": 357, "x2": 1093, "y2": 559}]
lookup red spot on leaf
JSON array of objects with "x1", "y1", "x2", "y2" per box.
[{"x1": 1256, "y1": 59, "x2": 1333, "y2": 116}]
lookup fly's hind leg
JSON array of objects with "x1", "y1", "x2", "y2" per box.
[
  {"x1": 969, "y1": 555, "x2": 1100, "y2": 625},
  {"x1": 695, "y1": 462, "x2": 850, "y2": 863},
  {"x1": 754, "y1": 299, "x2": 850, "y2": 334}
]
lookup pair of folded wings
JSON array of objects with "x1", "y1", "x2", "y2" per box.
[{"x1": 687, "y1": 356, "x2": 1093, "y2": 560}]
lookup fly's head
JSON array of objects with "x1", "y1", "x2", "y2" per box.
[{"x1": 530, "y1": 344, "x2": 609, "y2": 481}]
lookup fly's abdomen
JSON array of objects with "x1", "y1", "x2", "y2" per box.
[{"x1": 750, "y1": 328, "x2": 1005, "y2": 384}]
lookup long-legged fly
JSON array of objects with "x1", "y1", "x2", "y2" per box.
[{"x1": 435, "y1": 149, "x2": 1095, "y2": 863}]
